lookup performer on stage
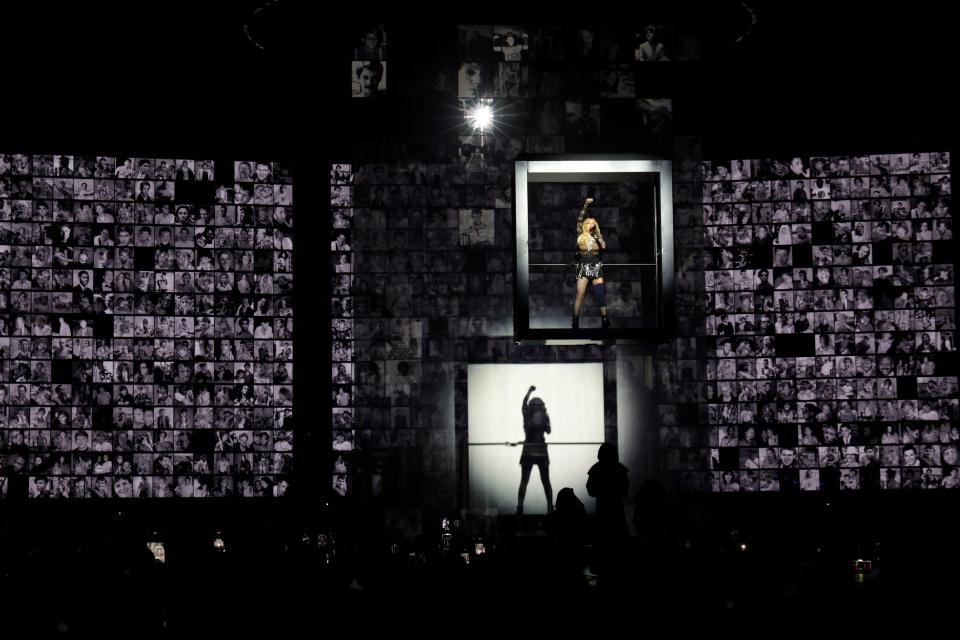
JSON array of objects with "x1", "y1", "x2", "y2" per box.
[
  {"x1": 517, "y1": 385, "x2": 553, "y2": 514},
  {"x1": 573, "y1": 196, "x2": 609, "y2": 329}
]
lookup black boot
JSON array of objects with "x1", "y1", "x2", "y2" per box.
[
  {"x1": 601, "y1": 316, "x2": 610, "y2": 329},
  {"x1": 572, "y1": 315, "x2": 579, "y2": 329}
]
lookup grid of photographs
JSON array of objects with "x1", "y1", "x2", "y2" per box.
[
  {"x1": 665, "y1": 152, "x2": 956, "y2": 491},
  {"x1": 352, "y1": 25, "x2": 387, "y2": 97},
  {"x1": 331, "y1": 163, "x2": 354, "y2": 497},
  {"x1": 0, "y1": 154, "x2": 294, "y2": 498}
]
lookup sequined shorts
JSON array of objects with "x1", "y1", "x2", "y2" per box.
[{"x1": 575, "y1": 259, "x2": 603, "y2": 281}]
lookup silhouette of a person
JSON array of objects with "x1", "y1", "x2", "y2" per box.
[
  {"x1": 545, "y1": 487, "x2": 588, "y2": 588},
  {"x1": 517, "y1": 385, "x2": 553, "y2": 514},
  {"x1": 546, "y1": 487, "x2": 587, "y2": 541},
  {"x1": 587, "y1": 443, "x2": 629, "y2": 534},
  {"x1": 586, "y1": 442, "x2": 629, "y2": 590}
]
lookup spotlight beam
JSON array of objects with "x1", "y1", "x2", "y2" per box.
[{"x1": 469, "y1": 104, "x2": 494, "y2": 131}]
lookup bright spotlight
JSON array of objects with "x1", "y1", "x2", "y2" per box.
[{"x1": 468, "y1": 103, "x2": 494, "y2": 131}]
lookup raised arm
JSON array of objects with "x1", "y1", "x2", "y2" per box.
[
  {"x1": 576, "y1": 196, "x2": 593, "y2": 236},
  {"x1": 523, "y1": 385, "x2": 536, "y2": 413}
]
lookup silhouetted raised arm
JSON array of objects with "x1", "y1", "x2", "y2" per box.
[{"x1": 523, "y1": 385, "x2": 536, "y2": 416}]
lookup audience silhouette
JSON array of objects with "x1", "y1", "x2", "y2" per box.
[
  {"x1": 586, "y1": 442, "x2": 629, "y2": 589},
  {"x1": 587, "y1": 442, "x2": 629, "y2": 538},
  {"x1": 544, "y1": 487, "x2": 588, "y2": 589}
]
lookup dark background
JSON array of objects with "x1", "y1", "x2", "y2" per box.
[
  {"x1": 0, "y1": 1, "x2": 957, "y2": 632},
  {"x1": 3, "y1": 0, "x2": 956, "y2": 154}
]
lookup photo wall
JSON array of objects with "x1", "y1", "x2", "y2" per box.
[
  {"x1": 0, "y1": 154, "x2": 294, "y2": 498},
  {"x1": 664, "y1": 152, "x2": 957, "y2": 491}
]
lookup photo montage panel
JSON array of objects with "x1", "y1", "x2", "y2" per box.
[
  {"x1": 667, "y1": 152, "x2": 956, "y2": 492},
  {"x1": 0, "y1": 153, "x2": 294, "y2": 498},
  {"x1": 330, "y1": 163, "x2": 354, "y2": 498}
]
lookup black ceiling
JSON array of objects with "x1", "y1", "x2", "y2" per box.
[{"x1": 4, "y1": 1, "x2": 956, "y2": 158}]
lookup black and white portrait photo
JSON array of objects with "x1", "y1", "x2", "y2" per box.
[{"x1": 352, "y1": 61, "x2": 387, "y2": 97}]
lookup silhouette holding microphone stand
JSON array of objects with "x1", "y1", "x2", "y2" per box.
[{"x1": 512, "y1": 385, "x2": 554, "y2": 515}]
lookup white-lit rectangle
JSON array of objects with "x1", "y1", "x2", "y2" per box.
[{"x1": 468, "y1": 363, "x2": 605, "y2": 514}]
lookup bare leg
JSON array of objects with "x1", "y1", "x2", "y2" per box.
[
  {"x1": 538, "y1": 462, "x2": 553, "y2": 513},
  {"x1": 574, "y1": 278, "x2": 589, "y2": 316},
  {"x1": 517, "y1": 463, "x2": 533, "y2": 514}
]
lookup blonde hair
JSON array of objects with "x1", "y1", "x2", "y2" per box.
[{"x1": 577, "y1": 217, "x2": 599, "y2": 250}]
